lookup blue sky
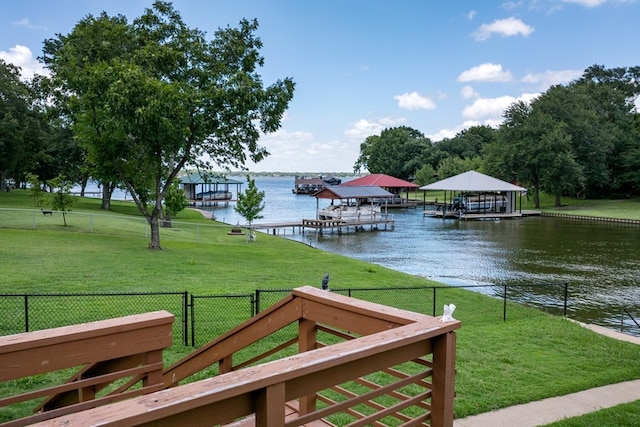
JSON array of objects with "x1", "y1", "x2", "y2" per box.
[{"x1": 1, "y1": 1, "x2": 638, "y2": 173}]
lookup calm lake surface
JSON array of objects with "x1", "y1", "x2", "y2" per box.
[{"x1": 110, "y1": 175, "x2": 640, "y2": 335}]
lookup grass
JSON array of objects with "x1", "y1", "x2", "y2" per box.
[
  {"x1": 542, "y1": 400, "x2": 640, "y2": 427},
  {"x1": 1, "y1": 189, "x2": 640, "y2": 422}
]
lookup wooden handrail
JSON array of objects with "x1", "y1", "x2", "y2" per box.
[
  {"x1": 31, "y1": 319, "x2": 459, "y2": 427},
  {"x1": 0, "y1": 311, "x2": 174, "y2": 426},
  {"x1": 5, "y1": 287, "x2": 460, "y2": 427}
]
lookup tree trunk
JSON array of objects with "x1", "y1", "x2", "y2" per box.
[
  {"x1": 149, "y1": 211, "x2": 162, "y2": 250},
  {"x1": 101, "y1": 182, "x2": 114, "y2": 210},
  {"x1": 79, "y1": 178, "x2": 88, "y2": 197},
  {"x1": 554, "y1": 193, "x2": 562, "y2": 207},
  {"x1": 162, "y1": 213, "x2": 172, "y2": 228}
]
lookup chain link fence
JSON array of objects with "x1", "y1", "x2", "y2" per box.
[
  {"x1": 189, "y1": 294, "x2": 255, "y2": 347},
  {"x1": 6, "y1": 283, "x2": 618, "y2": 348},
  {"x1": 0, "y1": 292, "x2": 189, "y2": 345}
]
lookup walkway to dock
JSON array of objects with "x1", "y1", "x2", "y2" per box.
[
  {"x1": 424, "y1": 209, "x2": 541, "y2": 220},
  {"x1": 248, "y1": 216, "x2": 395, "y2": 236}
]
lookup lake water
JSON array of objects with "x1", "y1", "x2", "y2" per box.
[{"x1": 99, "y1": 175, "x2": 640, "y2": 335}]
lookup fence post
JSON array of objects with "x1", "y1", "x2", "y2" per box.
[
  {"x1": 24, "y1": 295, "x2": 29, "y2": 332},
  {"x1": 182, "y1": 291, "x2": 189, "y2": 346},
  {"x1": 190, "y1": 294, "x2": 196, "y2": 347},
  {"x1": 255, "y1": 289, "x2": 261, "y2": 315},
  {"x1": 251, "y1": 294, "x2": 256, "y2": 319},
  {"x1": 432, "y1": 287, "x2": 437, "y2": 317},
  {"x1": 503, "y1": 285, "x2": 507, "y2": 321}
]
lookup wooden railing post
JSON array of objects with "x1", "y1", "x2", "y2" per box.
[
  {"x1": 255, "y1": 382, "x2": 285, "y2": 427},
  {"x1": 298, "y1": 318, "x2": 317, "y2": 414},
  {"x1": 431, "y1": 330, "x2": 457, "y2": 427},
  {"x1": 220, "y1": 355, "x2": 233, "y2": 374}
]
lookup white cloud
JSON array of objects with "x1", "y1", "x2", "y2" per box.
[
  {"x1": 472, "y1": 17, "x2": 534, "y2": 41},
  {"x1": 428, "y1": 120, "x2": 487, "y2": 142},
  {"x1": 462, "y1": 93, "x2": 539, "y2": 120},
  {"x1": 461, "y1": 85, "x2": 479, "y2": 99},
  {"x1": 0, "y1": 45, "x2": 48, "y2": 80},
  {"x1": 562, "y1": 0, "x2": 607, "y2": 7},
  {"x1": 502, "y1": 2, "x2": 524, "y2": 12},
  {"x1": 344, "y1": 117, "x2": 407, "y2": 140},
  {"x1": 394, "y1": 92, "x2": 436, "y2": 110},
  {"x1": 457, "y1": 63, "x2": 514, "y2": 82},
  {"x1": 521, "y1": 69, "x2": 583, "y2": 90},
  {"x1": 259, "y1": 128, "x2": 313, "y2": 149},
  {"x1": 247, "y1": 126, "x2": 369, "y2": 172},
  {"x1": 13, "y1": 18, "x2": 48, "y2": 30},
  {"x1": 467, "y1": 10, "x2": 477, "y2": 20}
]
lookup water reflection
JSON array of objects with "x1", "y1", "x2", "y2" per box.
[{"x1": 204, "y1": 176, "x2": 640, "y2": 335}]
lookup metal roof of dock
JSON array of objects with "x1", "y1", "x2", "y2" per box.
[
  {"x1": 420, "y1": 170, "x2": 525, "y2": 192},
  {"x1": 342, "y1": 174, "x2": 419, "y2": 189},
  {"x1": 179, "y1": 172, "x2": 243, "y2": 185},
  {"x1": 311, "y1": 185, "x2": 395, "y2": 200}
]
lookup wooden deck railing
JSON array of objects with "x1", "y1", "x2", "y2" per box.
[
  {"x1": 2, "y1": 287, "x2": 460, "y2": 427},
  {"x1": 0, "y1": 311, "x2": 174, "y2": 427}
]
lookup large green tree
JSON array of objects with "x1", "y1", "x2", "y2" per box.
[
  {"x1": 43, "y1": 2, "x2": 294, "y2": 249},
  {"x1": 0, "y1": 60, "x2": 43, "y2": 190},
  {"x1": 354, "y1": 126, "x2": 431, "y2": 180},
  {"x1": 575, "y1": 65, "x2": 640, "y2": 196},
  {"x1": 490, "y1": 99, "x2": 583, "y2": 208},
  {"x1": 42, "y1": 12, "x2": 132, "y2": 209},
  {"x1": 434, "y1": 125, "x2": 496, "y2": 161}
]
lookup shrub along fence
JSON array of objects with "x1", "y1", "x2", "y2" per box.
[{"x1": 0, "y1": 284, "x2": 573, "y2": 347}]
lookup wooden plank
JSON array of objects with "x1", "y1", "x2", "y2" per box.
[
  {"x1": 0, "y1": 311, "x2": 174, "y2": 381},
  {"x1": 430, "y1": 331, "x2": 457, "y2": 427},
  {"x1": 32, "y1": 321, "x2": 457, "y2": 426},
  {"x1": 256, "y1": 383, "x2": 285, "y2": 427},
  {"x1": 301, "y1": 299, "x2": 405, "y2": 335},
  {"x1": 0, "y1": 311, "x2": 174, "y2": 355},
  {"x1": 294, "y1": 286, "x2": 434, "y2": 325},
  {"x1": 0, "y1": 361, "x2": 163, "y2": 408},
  {"x1": 162, "y1": 297, "x2": 302, "y2": 386}
]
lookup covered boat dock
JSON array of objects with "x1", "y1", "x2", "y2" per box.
[
  {"x1": 341, "y1": 174, "x2": 420, "y2": 207},
  {"x1": 179, "y1": 172, "x2": 243, "y2": 207},
  {"x1": 421, "y1": 170, "x2": 528, "y2": 220}
]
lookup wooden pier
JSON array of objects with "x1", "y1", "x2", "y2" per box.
[
  {"x1": 248, "y1": 216, "x2": 395, "y2": 236},
  {"x1": 424, "y1": 209, "x2": 541, "y2": 220}
]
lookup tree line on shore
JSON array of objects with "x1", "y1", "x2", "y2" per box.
[{"x1": 355, "y1": 64, "x2": 640, "y2": 208}]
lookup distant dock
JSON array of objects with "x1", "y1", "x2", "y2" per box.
[{"x1": 248, "y1": 216, "x2": 395, "y2": 236}]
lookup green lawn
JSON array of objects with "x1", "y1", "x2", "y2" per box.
[
  {"x1": 543, "y1": 400, "x2": 640, "y2": 427},
  {"x1": 1, "y1": 189, "x2": 639, "y2": 422}
]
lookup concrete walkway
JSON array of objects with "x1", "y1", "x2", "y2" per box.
[{"x1": 454, "y1": 324, "x2": 640, "y2": 427}]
